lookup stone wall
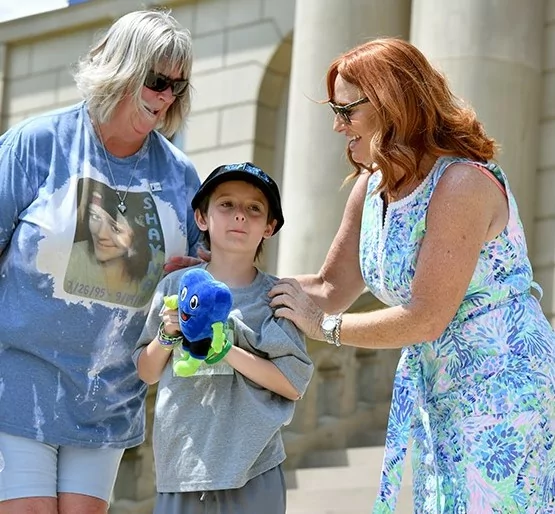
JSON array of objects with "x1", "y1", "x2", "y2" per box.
[{"x1": 534, "y1": 0, "x2": 555, "y2": 325}]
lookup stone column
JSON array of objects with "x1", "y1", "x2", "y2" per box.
[
  {"x1": 277, "y1": 0, "x2": 411, "y2": 277},
  {"x1": 411, "y1": 0, "x2": 544, "y2": 241}
]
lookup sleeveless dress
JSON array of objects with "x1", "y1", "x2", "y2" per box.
[{"x1": 359, "y1": 156, "x2": 555, "y2": 513}]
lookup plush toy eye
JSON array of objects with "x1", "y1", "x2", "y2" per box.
[
  {"x1": 189, "y1": 295, "x2": 199, "y2": 310},
  {"x1": 179, "y1": 286, "x2": 188, "y2": 302}
]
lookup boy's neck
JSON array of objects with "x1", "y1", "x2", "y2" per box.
[{"x1": 206, "y1": 251, "x2": 258, "y2": 288}]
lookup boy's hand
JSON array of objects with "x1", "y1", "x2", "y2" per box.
[{"x1": 160, "y1": 296, "x2": 181, "y2": 336}]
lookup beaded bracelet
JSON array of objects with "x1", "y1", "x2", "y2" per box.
[{"x1": 157, "y1": 321, "x2": 183, "y2": 351}]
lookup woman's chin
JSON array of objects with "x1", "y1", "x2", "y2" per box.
[{"x1": 350, "y1": 151, "x2": 371, "y2": 168}]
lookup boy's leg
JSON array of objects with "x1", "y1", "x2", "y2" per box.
[
  {"x1": 218, "y1": 465, "x2": 286, "y2": 514},
  {"x1": 153, "y1": 465, "x2": 286, "y2": 514},
  {"x1": 154, "y1": 492, "x2": 208, "y2": 514}
]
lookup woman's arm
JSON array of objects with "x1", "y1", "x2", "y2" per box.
[
  {"x1": 0, "y1": 139, "x2": 37, "y2": 255},
  {"x1": 287, "y1": 173, "x2": 370, "y2": 313},
  {"x1": 224, "y1": 347, "x2": 301, "y2": 401},
  {"x1": 271, "y1": 163, "x2": 508, "y2": 347}
]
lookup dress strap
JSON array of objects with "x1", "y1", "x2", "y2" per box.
[{"x1": 465, "y1": 162, "x2": 507, "y2": 198}]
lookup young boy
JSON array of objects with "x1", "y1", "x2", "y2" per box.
[{"x1": 133, "y1": 161, "x2": 314, "y2": 514}]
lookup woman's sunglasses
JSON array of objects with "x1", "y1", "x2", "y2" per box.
[
  {"x1": 328, "y1": 97, "x2": 369, "y2": 124},
  {"x1": 144, "y1": 71, "x2": 189, "y2": 97}
]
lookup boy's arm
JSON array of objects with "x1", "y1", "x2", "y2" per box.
[
  {"x1": 132, "y1": 279, "x2": 180, "y2": 385},
  {"x1": 224, "y1": 314, "x2": 314, "y2": 401},
  {"x1": 135, "y1": 327, "x2": 176, "y2": 385},
  {"x1": 224, "y1": 345, "x2": 301, "y2": 401}
]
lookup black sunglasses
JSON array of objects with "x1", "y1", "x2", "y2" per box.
[
  {"x1": 328, "y1": 97, "x2": 369, "y2": 124},
  {"x1": 144, "y1": 71, "x2": 189, "y2": 97}
]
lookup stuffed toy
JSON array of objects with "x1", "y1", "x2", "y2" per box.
[{"x1": 163, "y1": 268, "x2": 233, "y2": 377}]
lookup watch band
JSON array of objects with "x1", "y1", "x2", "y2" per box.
[
  {"x1": 331, "y1": 313, "x2": 343, "y2": 347},
  {"x1": 322, "y1": 313, "x2": 343, "y2": 347}
]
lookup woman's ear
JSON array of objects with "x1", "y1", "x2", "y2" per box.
[
  {"x1": 263, "y1": 219, "x2": 277, "y2": 239},
  {"x1": 194, "y1": 208, "x2": 208, "y2": 231}
]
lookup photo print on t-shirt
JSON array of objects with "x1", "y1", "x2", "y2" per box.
[{"x1": 64, "y1": 178, "x2": 165, "y2": 308}]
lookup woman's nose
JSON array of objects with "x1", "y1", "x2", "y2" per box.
[
  {"x1": 96, "y1": 221, "x2": 111, "y2": 239},
  {"x1": 333, "y1": 113, "x2": 346, "y2": 132},
  {"x1": 158, "y1": 87, "x2": 175, "y2": 103}
]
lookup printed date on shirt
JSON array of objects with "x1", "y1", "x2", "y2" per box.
[{"x1": 64, "y1": 279, "x2": 106, "y2": 299}]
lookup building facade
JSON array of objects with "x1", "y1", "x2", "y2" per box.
[{"x1": 1, "y1": 0, "x2": 553, "y2": 511}]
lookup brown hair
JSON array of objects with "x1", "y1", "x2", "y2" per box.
[{"x1": 326, "y1": 38, "x2": 497, "y2": 194}]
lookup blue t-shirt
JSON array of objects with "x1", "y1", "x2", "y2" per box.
[{"x1": 0, "y1": 102, "x2": 201, "y2": 448}]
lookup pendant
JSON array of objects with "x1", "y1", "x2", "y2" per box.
[{"x1": 117, "y1": 201, "x2": 127, "y2": 215}]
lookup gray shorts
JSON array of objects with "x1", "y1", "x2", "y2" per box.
[
  {"x1": 154, "y1": 465, "x2": 286, "y2": 514},
  {"x1": 0, "y1": 431, "x2": 124, "y2": 503}
]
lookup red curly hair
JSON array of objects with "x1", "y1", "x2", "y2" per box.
[{"x1": 326, "y1": 38, "x2": 497, "y2": 193}]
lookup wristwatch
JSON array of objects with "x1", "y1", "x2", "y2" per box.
[{"x1": 321, "y1": 313, "x2": 343, "y2": 347}]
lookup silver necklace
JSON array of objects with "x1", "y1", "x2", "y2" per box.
[{"x1": 98, "y1": 129, "x2": 143, "y2": 215}]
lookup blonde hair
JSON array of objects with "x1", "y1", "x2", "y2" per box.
[
  {"x1": 326, "y1": 38, "x2": 497, "y2": 193},
  {"x1": 74, "y1": 9, "x2": 193, "y2": 138}
]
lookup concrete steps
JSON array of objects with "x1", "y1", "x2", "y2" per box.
[{"x1": 286, "y1": 446, "x2": 413, "y2": 514}]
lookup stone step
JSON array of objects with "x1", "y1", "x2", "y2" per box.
[
  {"x1": 287, "y1": 507, "x2": 371, "y2": 514},
  {"x1": 286, "y1": 462, "x2": 412, "y2": 491},
  {"x1": 286, "y1": 464, "x2": 377, "y2": 490},
  {"x1": 286, "y1": 446, "x2": 414, "y2": 513},
  {"x1": 286, "y1": 486, "x2": 413, "y2": 513},
  {"x1": 299, "y1": 445, "x2": 387, "y2": 469}
]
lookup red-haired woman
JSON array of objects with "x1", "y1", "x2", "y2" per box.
[{"x1": 270, "y1": 38, "x2": 555, "y2": 513}]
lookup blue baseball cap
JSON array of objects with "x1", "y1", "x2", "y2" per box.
[{"x1": 191, "y1": 162, "x2": 284, "y2": 233}]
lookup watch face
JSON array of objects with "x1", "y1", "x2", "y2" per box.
[{"x1": 322, "y1": 317, "x2": 336, "y2": 331}]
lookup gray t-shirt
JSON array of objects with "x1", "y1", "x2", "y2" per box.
[{"x1": 133, "y1": 266, "x2": 314, "y2": 492}]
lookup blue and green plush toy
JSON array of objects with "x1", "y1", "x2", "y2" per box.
[{"x1": 163, "y1": 268, "x2": 233, "y2": 377}]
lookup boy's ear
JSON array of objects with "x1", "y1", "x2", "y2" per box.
[
  {"x1": 194, "y1": 208, "x2": 208, "y2": 231},
  {"x1": 263, "y1": 219, "x2": 277, "y2": 239}
]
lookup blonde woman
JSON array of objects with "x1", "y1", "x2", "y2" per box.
[{"x1": 0, "y1": 10, "x2": 201, "y2": 514}]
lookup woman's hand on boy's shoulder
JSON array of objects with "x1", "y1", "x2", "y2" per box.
[
  {"x1": 163, "y1": 255, "x2": 201, "y2": 274},
  {"x1": 163, "y1": 247, "x2": 211, "y2": 274}
]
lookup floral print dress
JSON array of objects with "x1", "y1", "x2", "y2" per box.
[{"x1": 360, "y1": 156, "x2": 555, "y2": 513}]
